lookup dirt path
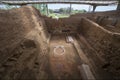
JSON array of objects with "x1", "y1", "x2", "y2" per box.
[{"x1": 49, "y1": 34, "x2": 82, "y2": 80}]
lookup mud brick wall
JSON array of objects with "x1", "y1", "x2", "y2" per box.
[{"x1": 79, "y1": 18, "x2": 120, "y2": 79}]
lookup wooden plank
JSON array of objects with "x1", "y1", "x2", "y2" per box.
[{"x1": 78, "y1": 64, "x2": 95, "y2": 80}]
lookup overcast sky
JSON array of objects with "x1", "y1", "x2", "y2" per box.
[
  {"x1": 0, "y1": 4, "x2": 117, "y2": 12},
  {"x1": 48, "y1": 4, "x2": 117, "y2": 12}
]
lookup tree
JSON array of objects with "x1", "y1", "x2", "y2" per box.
[
  {"x1": 59, "y1": 7, "x2": 73, "y2": 14},
  {"x1": 3, "y1": 4, "x2": 18, "y2": 10},
  {"x1": 59, "y1": 8, "x2": 66, "y2": 14},
  {"x1": 49, "y1": 9, "x2": 53, "y2": 13}
]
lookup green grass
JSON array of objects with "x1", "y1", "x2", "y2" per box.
[
  {"x1": 48, "y1": 10, "x2": 85, "y2": 18},
  {"x1": 49, "y1": 13, "x2": 69, "y2": 18}
]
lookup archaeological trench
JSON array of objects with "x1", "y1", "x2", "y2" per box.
[{"x1": 0, "y1": 6, "x2": 120, "y2": 80}]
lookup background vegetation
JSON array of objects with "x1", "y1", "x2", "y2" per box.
[
  {"x1": 48, "y1": 7, "x2": 86, "y2": 18},
  {"x1": 0, "y1": 4, "x2": 86, "y2": 18}
]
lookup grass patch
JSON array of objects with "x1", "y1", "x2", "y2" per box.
[{"x1": 49, "y1": 13, "x2": 69, "y2": 18}]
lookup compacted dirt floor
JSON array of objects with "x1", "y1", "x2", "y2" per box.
[{"x1": 49, "y1": 34, "x2": 82, "y2": 80}]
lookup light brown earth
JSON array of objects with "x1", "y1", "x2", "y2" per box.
[
  {"x1": 0, "y1": 6, "x2": 120, "y2": 80},
  {"x1": 49, "y1": 34, "x2": 82, "y2": 80}
]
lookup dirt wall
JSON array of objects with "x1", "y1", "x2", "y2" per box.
[
  {"x1": 44, "y1": 17, "x2": 81, "y2": 34},
  {"x1": 79, "y1": 18, "x2": 120, "y2": 79},
  {"x1": 0, "y1": 6, "x2": 50, "y2": 80},
  {"x1": 43, "y1": 10, "x2": 120, "y2": 35},
  {"x1": 71, "y1": 10, "x2": 120, "y2": 18},
  {"x1": 95, "y1": 16, "x2": 120, "y2": 33}
]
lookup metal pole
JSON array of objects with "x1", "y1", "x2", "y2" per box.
[
  {"x1": 117, "y1": 2, "x2": 120, "y2": 10},
  {"x1": 88, "y1": 5, "x2": 92, "y2": 12},
  {"x1": 46, "y1": 4, "x2": 49, "y2": 16},
  {"x1": 117, "y1": 0, "x2": 120, "y2": 10},
  {"x1": 70, "y1": 3, "x2": 72, "y2": 14},
  {"x1": 92, "y1": 5, "x2": 97, "y2": 12}
]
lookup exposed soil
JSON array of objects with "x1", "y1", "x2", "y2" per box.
[
  {"x1": 0, "y1": 6, "x2": 50, "y2": 80},
  {"x1": 49, "y1": 34, "x2": 82, "y2": 80},
  {"x1": 0, "y1": 6, "x2": 120, "y2": 80}
]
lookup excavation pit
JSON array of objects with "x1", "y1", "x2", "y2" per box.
[
  {"x1": 0, "y1": 5, "x2": 120, "y2": 80},
  {"x1": 54, "y1": 46, "x2": 65, "y2": 55}
]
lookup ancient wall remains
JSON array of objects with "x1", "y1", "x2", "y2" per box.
[{"x1": 79, "y1": 18, "x2": 120, "y2": 79}]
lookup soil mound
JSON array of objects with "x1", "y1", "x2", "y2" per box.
[{"x1": 0, "y1": 6, "x2": 49, "y2": 80}]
